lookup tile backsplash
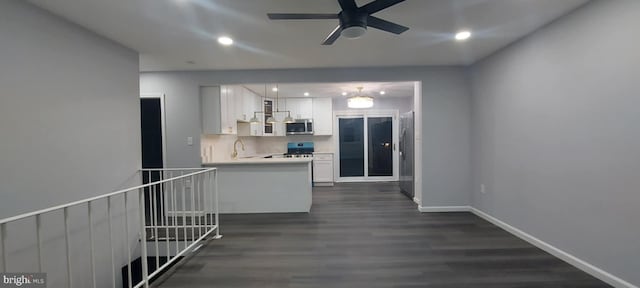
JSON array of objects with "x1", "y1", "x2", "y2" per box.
[
  {"x1": 201, "y1": 134, "x2": 334, "y2": 162},
  {"x1": 253, "y1": 135, "x2": 334, "y2": 154},
  {"x1": 201, "y1": 135, "x2": 258, "y2": 162}
]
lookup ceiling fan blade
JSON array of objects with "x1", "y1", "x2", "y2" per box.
[
  {"x1": 361, "y1": 0, "x2": 405, "y2": 14},
  {"x1": 367, "y1": 16, "x2": 409, "y2": 34},
  {"x1": 268, "y1": 13, "x2": 339, "y2": 20},
  {"x1": 338, "y1": 0, "x2": 358, "y2": 11},
  {"x1": 322, "y1": 25, "x2": 342, "y2": 45}
]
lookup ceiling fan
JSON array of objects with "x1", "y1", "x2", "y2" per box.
[{"x1": 267, "y1": 0, "x2": 409, "y2": 45}]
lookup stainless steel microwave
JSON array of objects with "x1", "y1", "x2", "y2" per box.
[{"x1": 286, "y1": 119, "x2": 314, "y2": 135}]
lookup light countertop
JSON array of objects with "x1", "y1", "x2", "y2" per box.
[{"x1": 203, "y1": 157, "x2": 311, "y2": 165}]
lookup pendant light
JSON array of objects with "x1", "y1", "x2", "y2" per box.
[
  {"x1": 283, "y1": 96, "x2": 294, "y2": 123},
  {"x1": 249, "y1": 112, "x2": 260, "y2": 123},
  {"x1": 283, "y1": 112, "x2": 294, "y2": 123},
  {"x1": 265, "y1": 84, "x2": 276, "y2": 124},
  {"x1": 348, "y1": 87, "x2": 374, "y2": 109}
]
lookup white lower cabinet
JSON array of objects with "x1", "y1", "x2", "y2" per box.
[{"x1": 313, "y1": 153, "x2": 334, "y2": 186}]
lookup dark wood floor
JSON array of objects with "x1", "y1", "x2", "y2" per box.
[{"x1": 154, "y1": 182, "x2": 609, "y2": 288}]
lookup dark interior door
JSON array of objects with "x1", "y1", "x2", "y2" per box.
[
  {"x1": 141, "y1": 98, "x2": 163, "y2": 169},
  {"x1": 141, "y1": 98, "x2": 163, "y2": 224}
]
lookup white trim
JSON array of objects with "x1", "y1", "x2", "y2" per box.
[
  {"x1": 413, "y1": 82, "x2": 422, "y2": 207},
  {"x1": 418, "y1": 206, "x2": 471, "y2": 212},
  {"x1": 140, "y1": 93, "x2": 168, "y2": 169},
  {"x1": 334, "y1": 178, "x2": 397, "y2": 183},
  {"x1": 313, "y1": 182, "x2": 334, "y2": 187},
  {"x1": 412, "y1": 197, "x2": 420, "y2": 205},
  {"x1": 470, "y1": 207, "x2": 638, "y2": 288}
]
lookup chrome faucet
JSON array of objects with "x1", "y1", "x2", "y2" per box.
[{"x1": 231, "y1": 139, "x2": 245, "y2": 159}]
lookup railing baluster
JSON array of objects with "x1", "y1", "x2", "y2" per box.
[
  {"x1": 181, "y1": 177, "x2": 187, "y2": 251},
  {"x1": 88, "y1": 202, "x2": 97, "y2": 288},
  {"x1": 36, "y1": 214, "x2": 43, "y2": 272},
  {"x1": 152, "y1": 182, "x2": 159, "y2": 271},
  {"x1": 124, "y1": 193, "x2": 132, "y2": 288},
  {"x1": 171, "y1": 176, "x2": 178, "y2": 257},
  {"x1": 162, "y1": 172, "x2": 167, "y2": 227},
  {"x1": 165, "y1": 179, "x2": 170, "y2": 263},
  {"x1": 107, "y1": 196, "x2": 116, "y2": 288},
  {"x1": 1, "y1": 223, "x2": 6, "y2": 272},
  {"x1": 190, "y1": 175, "x2": 196, "y2": 246},
  {"x1": 147, "y1": 171, "x2": 153, "y2": 240},
  {"x1": 64, "y1": 207, "x2": 73, "y2": 288},
  {"x1": 214, "y1": 170, "x2": 221, "y2": 238},
  {"x1": 196, "y1": 174, "x2": 203, "y2": 237},
  {"x1": 159, "y1": 172, "x2": 163, "y2": 228},
  {"x1": 209, "y1": 170, "x2": 214, "y2": 231},
  {"x1": 138, "y1": 188, "x2": 149, "y2": 288}
]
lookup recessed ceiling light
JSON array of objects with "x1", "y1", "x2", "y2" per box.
[
  {"x1": 379, "y1": 91, "x2": 386, "y2": 95},
  {"x1": 217, "y1": 36, "x2": 234, "y2": 46},
  {"x1": 455, "y1": 30, "x2": 472, "y2": 41},
  {"x1": 272, "y1": 87, "x2": 278, "y2": 92},
  {"x1": 304, "y1": 92, "x2": 310, "y2": 96},
  {"x1": 342, "y1": 92, "x2": 348, "y2": 96}
]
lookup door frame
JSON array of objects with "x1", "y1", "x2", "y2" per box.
[
  {"x1": 140, "y1": 93, "x2": 168, "y2": 169},
  {"x1": 334, "y1": 109, "x2": 400, "y2": 182}
]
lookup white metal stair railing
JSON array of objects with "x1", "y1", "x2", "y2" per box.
[{"x1": 0, "y1": 168, "x2": 221, "y2": 288}]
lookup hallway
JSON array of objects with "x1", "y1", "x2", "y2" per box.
[{"x1": 154, "y1": 183, "x2": 608, "y2": 288}]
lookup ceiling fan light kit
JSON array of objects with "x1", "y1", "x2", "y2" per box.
[
  {"x1": 267, "y1": 0, "x2": 408, "y2": 45},
  {"x1": 342, "y1": 26, "x2": 367, "y2": 39}
]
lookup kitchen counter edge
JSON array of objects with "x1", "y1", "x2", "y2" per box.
[{"x1": 203, "y1": 158, "x2": 312, "y2": 165}]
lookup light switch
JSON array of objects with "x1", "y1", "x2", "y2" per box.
[{"x1": 187, "y1": 136, "x2": 193, "y2": 146}]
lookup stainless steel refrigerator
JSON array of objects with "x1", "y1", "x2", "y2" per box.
[{"x1": 399, "y1": 111, "x2": 415, "y2": 199}]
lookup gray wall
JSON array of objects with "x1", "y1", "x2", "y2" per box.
[
  {"x1": 469, "y1": 0, "x2": 640, "y2": 286},
  {"x1": 0, "y1": 1, "x2": 141, "y2": 287},
  {"x1": 140, "y1": 67, "x2": 471, "y2": 207}
]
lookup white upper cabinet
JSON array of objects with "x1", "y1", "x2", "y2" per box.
[
  {"x1": 238, "y1": 86, "x2": 261, "y2": 122},
  {"x1": 236, "y1": 86, "x2": 264, "y2": 136},
  {"x1": 203, "y1": 85, "x2": 333, "y2": 136},
  {"x1": 201, "y1": 86, "x2": 236, "y2": 135},
  {"x1": 285, "y1": 98, "x2": 313, "y2": 120},
  {"x1": 312, "y1": 98, "x2": 333, "y2": 136}
]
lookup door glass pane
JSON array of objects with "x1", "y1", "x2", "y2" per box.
[
  {"x1": 368, "y1": 117, "x2": 393, "y2": 177},
  {"x1": 339, "y1": 118, "x2": 365, "y2": 177}
]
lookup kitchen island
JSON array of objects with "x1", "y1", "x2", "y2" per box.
[{"x1": 203, "y1": 158, "x2": 312, "y2": 213}]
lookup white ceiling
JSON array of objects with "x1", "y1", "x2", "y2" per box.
[
  {"x1": 29, "y1": 0, "x2": 589, "y2": 71},
  {"x1": 239, "y1": 81, "x2": 415, "y2": 99}
]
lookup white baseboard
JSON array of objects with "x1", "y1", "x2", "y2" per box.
[
  {"x1": 412, "y1": 197, "x2": 420, "y2": 205},
  {"x1": 313, "y1": 182, "x2": 334, "y2": 187},
  {"x1": 470, "y1": 207, "x2": 638, "y2": 288},
  {"x1": 418, "y1": 206, "x2": 471, "y2": 213}
]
